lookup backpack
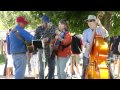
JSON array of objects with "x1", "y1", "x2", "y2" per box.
[{"x1": 71, "y1": 34, "x2": 82, "y2": 54}]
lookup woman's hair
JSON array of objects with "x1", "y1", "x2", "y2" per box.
[{"x1": 59, "y1": 19, "x2": 69, "y2": 30}]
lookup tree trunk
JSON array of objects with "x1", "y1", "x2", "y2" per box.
[{"x1": 104, "y1": 11, "x2": 112, "y2": 31}]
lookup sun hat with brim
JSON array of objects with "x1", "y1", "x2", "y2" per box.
[{"x1": 84, "y1": 15, "x2": 97, "y2": 22}]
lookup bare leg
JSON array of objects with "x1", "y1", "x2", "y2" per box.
[
  {"x1": 113, "y1": 60, "x2": 117, "y2": 76},
  {"x1": 69, "y1": 63, "x2": 73, "y2": 79},
  {"x1": 74, "y1": 62, "x2": 80, "y2": 79},
  {"x1": 6, "y1": 67, "x2": 13, "y2": 79},
  {"x1": 117, "y1": 59, "x2": 120, "y2": 77},
  {"x1": 69, "y1": 56, "x2": 75, "y2": 79}
]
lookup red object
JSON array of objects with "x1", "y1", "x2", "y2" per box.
[
  {"x1": 51, "y1": 31, "x2": 72, "y2": 57},
  {"x1": 16, "y1": 16, "x2": 29, "y2": 25},
  {"x1": 58, "y1": 31, "x2": 72, "y2": 57}
]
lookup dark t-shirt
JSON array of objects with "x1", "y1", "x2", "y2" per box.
[
  {"x1": 110, "y1": 37, "x2": 114, "y2": 45},
  {"x1": 110, "y1": 36, "x2": 115, "y2": 51},
  {"x1": 113, "y1": 36, "x2": 120, "y2": 55},
  {"x1": 71, "y1": 34, "x2": 82, "y2": 54}
]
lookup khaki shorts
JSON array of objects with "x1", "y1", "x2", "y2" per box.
[{"x1": 70, "y1": 54, "x2": 80, "y2": 64}]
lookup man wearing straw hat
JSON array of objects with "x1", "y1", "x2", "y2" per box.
[{"x1": 82, "y1": 15, "x2": 109, "y2": 79}]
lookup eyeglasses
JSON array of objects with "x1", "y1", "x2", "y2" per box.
[{"x1": 87, "y1": 19, "x2": 95, "y2": 22}]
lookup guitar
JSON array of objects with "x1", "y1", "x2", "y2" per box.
[
  {"x1": 25, "y1": 41, "x2": 34, "y2": 53},
  {"x1": 50, "y1": 30, "x2": 63, "y2": 60}
]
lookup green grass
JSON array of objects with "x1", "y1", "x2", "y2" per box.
[{"x1": 0, "y1": 54, "x2": 5, "y2": 65}]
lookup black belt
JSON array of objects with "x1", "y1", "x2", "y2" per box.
[{"x1": 12, "y1": 52, "x2": 26, "y2": 54}]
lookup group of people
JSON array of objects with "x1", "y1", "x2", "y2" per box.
[
  {"x1": 3, "y1": 13, "x2": 113, "y2": 79},
  {"x1": 109, "y1": 36, "x2": 120, "y2": 78}
]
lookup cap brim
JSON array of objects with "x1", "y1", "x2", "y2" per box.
[
  {"x1": 23, "y1": 21, "x2": 29, "y2": 25},
  {"x1": 84, "y1": 19, "x2": 96, "y2": 22},
  {"x1": 42, "y1": 20, "x2": 49, "y2": 23}
]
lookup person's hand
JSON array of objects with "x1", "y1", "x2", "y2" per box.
[
  {"x1": 55, "y1": 35, "x2": 63, "y2": 41},
  {"x1": 44, "y1": 37, "x2": 49, "y2": 43},
  {"x1": 55, "y1": 35, "x2": 59, "y2": 39},
  {"x1": 118, "y1": 42, "x2": 120, "y2": 53},
  {"x1": 55, "y1": 35, "x2": 61, "y2": 39},
  {"x1": 55, "y1": 30, "x2": 61, "y2": 35},
  {"x1": 96, "y1": 18, "x2": 101, "y2": 26},
  {"x1": 86, "y1": 43, "x2": 90, "y2": 51}
]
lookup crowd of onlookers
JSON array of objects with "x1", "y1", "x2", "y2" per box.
[{"x1": 107, "y1": 36, "x2": 120, "y2": 78}]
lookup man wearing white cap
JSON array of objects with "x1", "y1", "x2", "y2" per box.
[{"x1": 82, "y1": 15, "x2": 109, "y2": 79}]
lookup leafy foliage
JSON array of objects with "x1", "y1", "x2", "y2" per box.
[{"x1": 0, "y1": 11, "x2": 120, "y2": 36}]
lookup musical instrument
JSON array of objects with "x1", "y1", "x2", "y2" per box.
[
  {"x1": 85, "y1": 11, "x2": 110, "y2": 79},
  {"x1": 50, "y1": 29, "x2": 71, "y2": 60},
  {"x1": 50, "y1": 30, "x2": 61, "y2": 60},
  {"x1": 25, "y1": 41, "x2": 34, "y2": 53}
]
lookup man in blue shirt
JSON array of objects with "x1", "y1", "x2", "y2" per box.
[
  {"x1": 82, "y1": 15, "x2": 109, "y2": 79},
  {"x1": 9, "y1": 16, "x2": 33, "y2": 79}
]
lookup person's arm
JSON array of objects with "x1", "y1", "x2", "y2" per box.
[
  {"x1": 3, "y1": 40, "x2": 7, "y2": 55},
  {"x1": 118, "y1": 42, "x2": 120, "y2": 53},
  {"x1": 6, "y1": 35, "x2": 8, "y2": 45},
  {"x1": 47, "y1": 27, "x2": 56, "y2": 44},
  {"x1": 19, "y1": 29, "x2": 33, "y2": 43},
  {"x1": 50, "y1": 39, "x2": 56, "y2": 56},
  {"x1": 34, "y1": 27, "x2": 41, "y2": 40},
  {"x1": 50, "y1": 39, "x2": 56, "y2": 46},
  {"x1": 99, "y1": 25, "x2": 109, "y2": 38},
  {"x1": 80, "y1": 38, "x2": 83, "y2": 51},
  {"x1": 83, "y1": 30, "x2": 89, "y2": 48},
  {"x1": 6, "y1": 35, "x2": 9, "y2": 54},
  {"x1": 110, "y1": 43, "x2": 113, "y2": 51},
  {"x1": 96, "y1": 18, "x2": 109, "y2": 38}
]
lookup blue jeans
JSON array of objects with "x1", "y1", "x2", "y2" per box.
[
  {"x1": 38, "y1": 49, "x2": 55, "y2": 79},
  {"x1": 56, "y1": 56, "x2": 70, "y2": 79},
  {"x1": 12, "y1": 53, "x2": 27, "y2": 79},
  {"x1": 82, "y1": 56, "x2": 89, "y2": 79}
]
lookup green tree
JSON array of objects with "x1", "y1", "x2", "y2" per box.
[{"x1": 0, "y1": 11, "x2": 120, "y2": 37}]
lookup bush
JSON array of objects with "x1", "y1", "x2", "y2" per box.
[{"x1": 0, "y1": 54, "x2": 5, "y2": 64}]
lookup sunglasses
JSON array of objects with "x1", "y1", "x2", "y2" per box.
[{"x1": 87, "y1": 19, "x2": 95, "y2": 22}]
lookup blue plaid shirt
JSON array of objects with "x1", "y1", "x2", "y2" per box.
[{"x1": 34, "y1": 25, "x2": 56, "y2": 48}]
